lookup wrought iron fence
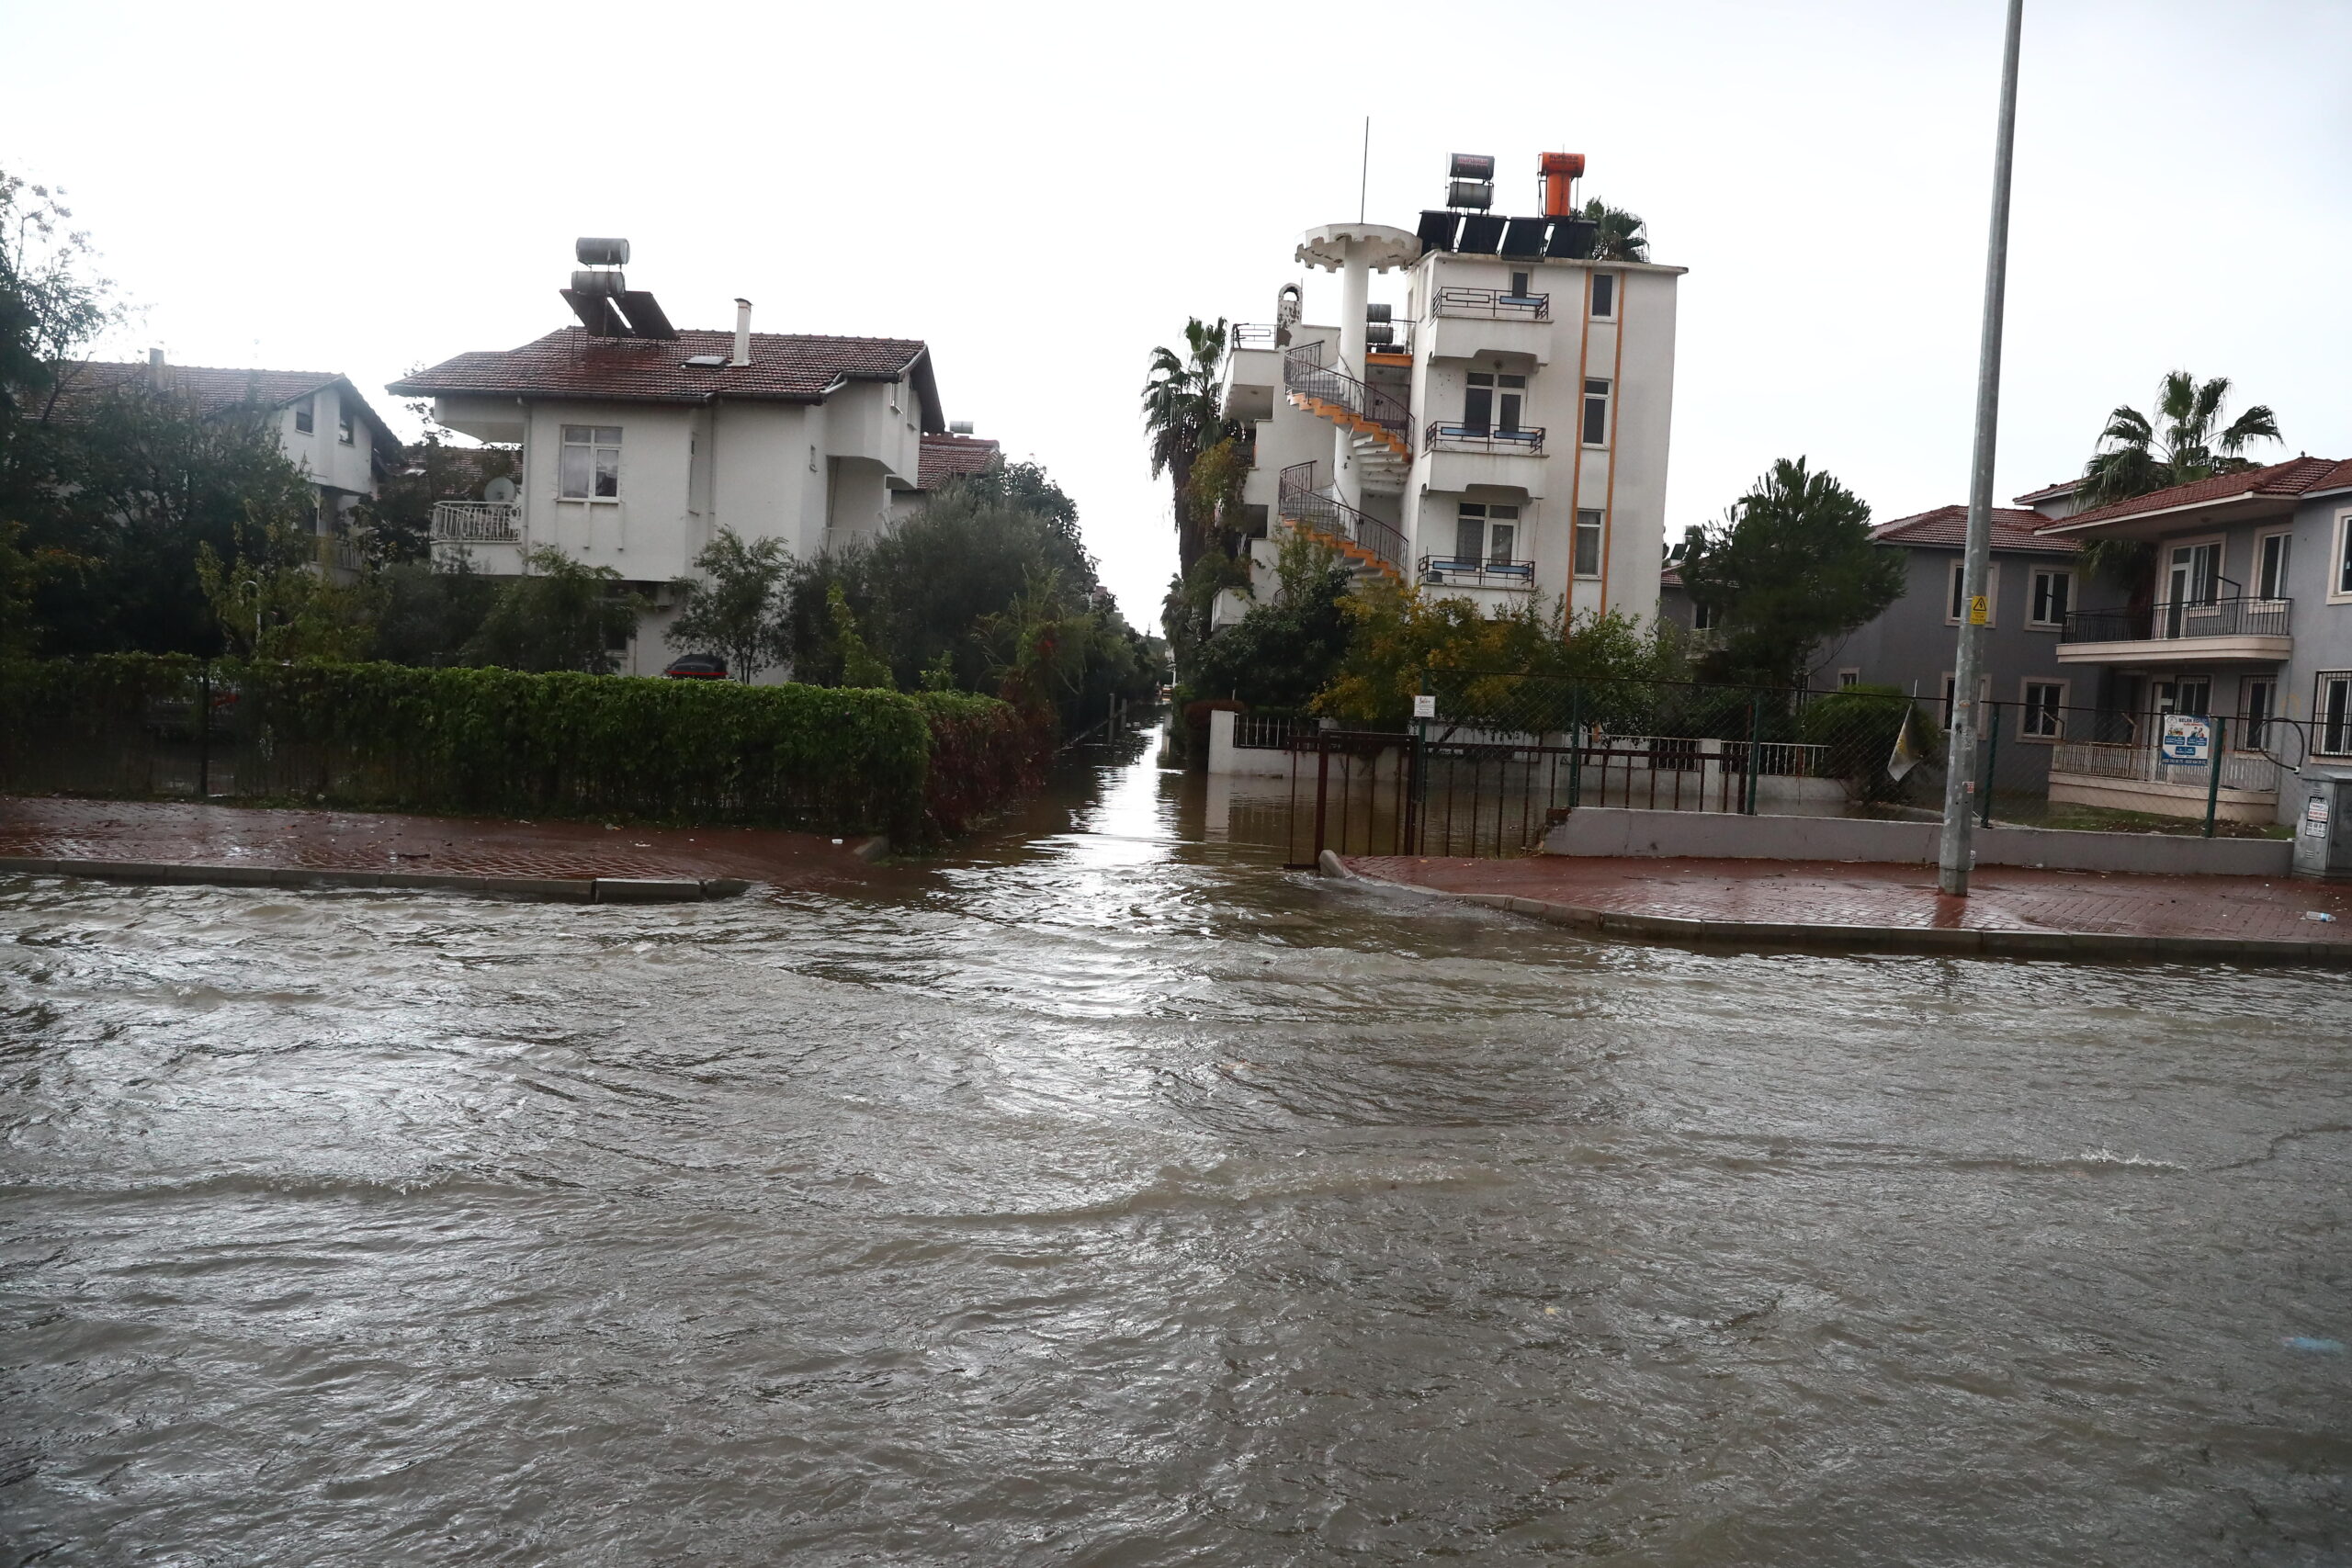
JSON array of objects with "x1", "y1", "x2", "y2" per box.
[
  {"x1": 1282, "y1": 340, "x2": 1412, "y2": 441},
  {"x1": 1277, "y1": 461, "x2": 1410, "y2": 579},
  {"x1": 1424, "y1": 422, "x2": 1546, "y2": 455},
  {"x1": 2060, "y1": 595, "x2": 2291, "y2": 644},
  {"x1": 1430, "y1": 287, "x2": 1551, "y2": 321}
]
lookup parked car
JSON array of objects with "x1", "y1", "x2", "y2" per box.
[{"x1": 662, "y1": 655, "x2": 728, "y2": 681}]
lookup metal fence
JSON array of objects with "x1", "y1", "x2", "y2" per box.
[{"x1": 1257, "y1": 673, "x2": 2306, "y2": 865}]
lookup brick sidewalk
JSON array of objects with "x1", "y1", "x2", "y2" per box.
[
  {"x1": 1344, "y1": 853, "x2": 2352, "y2": 960},
  {"x1": 0, "y1": 797, "x2": 881, "y2": 894}
]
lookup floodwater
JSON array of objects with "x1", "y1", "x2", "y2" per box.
[{"x1": 3, "y1": 731, "x2": 2347, "y2": 1565}]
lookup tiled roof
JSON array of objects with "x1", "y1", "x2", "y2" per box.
[
  {"x1": 388, "y1": 327, "x2": 928, "y2": 407},
  {"x1": 40, "y1": 361, "x2": 398, "y2": 452},
  {"x1": 2010, "y1": 478, "x2": 2079, "y2": 504},
  {"x1": 917, "y1": 433, "x2": 1001, "y2": 490},
  {"x1": 2045, "y1": 456, "x2": 2352, "y2": 531},
  {"x1": 1871, "y1": 505, "x2": 2078, "y2": 554}
]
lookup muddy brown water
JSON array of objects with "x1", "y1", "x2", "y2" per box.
[{"x1": 3, "y1": 732, "x2": 2347, "y2": 1564}]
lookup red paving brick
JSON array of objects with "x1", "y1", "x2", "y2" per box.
[
  {"x1": 1346, "y1": 854, "x2": 2352, "y2": 949},
  {"x1": 0, "y1": 797, "x2": 880, "y2": 892}
]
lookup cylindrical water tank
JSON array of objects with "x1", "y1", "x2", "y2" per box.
[
  {"x1": 575, "y1": 237, "x2": 630, "y2": 266},
  {"x1": 571, "y1": 269, "x2": 625, "y2": 297},
  {"x1": 1447, "y1": 179, "x2": 1494, "y2": 210}
]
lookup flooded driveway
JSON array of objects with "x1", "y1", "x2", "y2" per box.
[{"x1": 4, "y1": 734, "x2": 2347, "y2": 1564}]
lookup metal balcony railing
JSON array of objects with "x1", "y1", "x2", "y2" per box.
[
  {"x1": 432, "y1": 501, "x2": 522, "y2": 543},
  {"x1": 1431, "y1": 286, "x2": 1550, "y2": 321},
  {"x1": 1424, "y1": 422, "x2": 1546, "y2": 455},
  {"x1": 1230, "y1": 322, "x2": 1280, "y2": 350},
  {"x1": 1418, "y1": 556, "x2": 1537, "y2": 590},
  {"x1": 1278, "y1": 460, "x2": 1408, "y2": 578},
  {"x1": 2059, "y1": 594, "x2": 2291, "y2": 644},
  {"x1": 1282, "y1": 342, "x2": 1411, "y2": 443},
  {"x1": 2051, "y1": 739, "x2": 2282, "y2": 795}
]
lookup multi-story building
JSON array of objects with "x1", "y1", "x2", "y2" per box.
[
  {"x1": 2032, "y1": 454, "x2": 2352, "y2": 823},
  {"x1": 51, "y1": 354, "x2": 398, "y2": 577},
  {"x1": 389, "y1": 239, "x2": 976, "y2": 675},
  {"x1": 1215, "y1": 152, "x2": 1684, "y2": 626}
]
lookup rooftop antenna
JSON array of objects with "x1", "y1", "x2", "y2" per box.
[{"x1": 1359, "y1": 117, "x2": 1370, "y2": 223}]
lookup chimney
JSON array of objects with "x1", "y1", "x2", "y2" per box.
[{"x1": 732, "y1": 299, "x2": 752, "y2": 367}]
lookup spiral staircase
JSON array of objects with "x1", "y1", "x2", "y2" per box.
[
  {"x1": 1282, "y1": 343, "x2": 1411, "y2": 494},
  {"x1": 1277, "y1": 462, "x2": 1408, "y2": 585}
]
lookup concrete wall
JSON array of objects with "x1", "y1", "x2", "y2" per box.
[{"x1": 1545, "y1": 805, "x2": 2291, "y2": 876}]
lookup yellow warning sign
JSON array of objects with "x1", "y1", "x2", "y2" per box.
[{"x1": 1968, "y1": 594, "x2": 1989, "y2": 626}]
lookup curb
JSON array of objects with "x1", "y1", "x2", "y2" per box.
[
  {"x1": 1341, "y1": 864, "x2": 2352, "y2": 967},
  {"x1": 0, "y1": 856, "x2": 749, "y2": 905}
]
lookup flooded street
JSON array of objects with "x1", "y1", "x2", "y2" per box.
[{"x1": 4, "y1": 732, "x2": 2348, "y2": 1565}]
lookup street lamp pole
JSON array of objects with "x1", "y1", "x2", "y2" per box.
[{"x1": 1938, "y1": 0, "x2": 2028, "y2": 897}]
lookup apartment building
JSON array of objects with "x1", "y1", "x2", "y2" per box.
[
  {"x1": 2031, "y1": 454, "x2": 2352, "y2": 824},
  {"x1": 50, "y1": 355, "x2": 398, "y2": 578},
  {"x1": 389, "y1": 239, "x2": 969, "y2": 675},
  {"x1": 1216, "y1": 152, "x2": 1684, "y2": 625}
]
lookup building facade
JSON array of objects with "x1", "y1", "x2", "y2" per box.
[
  {"x1": 1215, "y1": 155, "x2": 1684, "y2": 626},
  {"x1": 390, "y1": 252, "x2": 974, "y2": 676}
]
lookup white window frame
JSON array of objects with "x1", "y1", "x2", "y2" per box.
[
  {"x1": 2331, "y1": 512, "x2": 2352, "y2": 604},
  {"x1": 2018, "y1": 677, "x2": 2067, "y2": 742},
  {"x1": 1580, "y1": 378, "x2": 1611, "y2": 448},
  {"x1": 1940, "y1": 671, "x2": 1991, "y2": 729},
  {"x1": 1589, "y1": 271, "x2": 1616, "y2": 320},
  {"x1": 292, "y1": 396, "x2": 314, "y2": 435},
  {"x1": 1450, "y1": 501, "x2": 1521, "y2": 568},
  {"x1": 337, "y1": 410, "x2": 355, "y2": 446},
  {"x1": 2241, "y1": 676, "x2": 2279, "y2": 753},
  {"x1": 1946, "y1": 558, "x2": 1998, "y2": 626},
  {"x1": 2163, "y1": 534, "x2": 2227, "y2": 620},
  {"x1": 1691, "y1": 597, "x2": 1717, "y2": 632},
  {"x1": 2255, "y1": 528, "x2": 2293, "y2": 604},
  {"x1": 559, "y1": 423, "x2": 623, "y2": 502},
  {"x1": 1573, "y1": 509, "x2": 1604, "y2": 579},
  {"x1": 1838, "y1": 668, "x2": 1860, "y2": 689},
  {"x1": 2316, "y1": 671, "x2": 2352, "y2": 757},
  {"x1": 2026, "y1": 566, "x2": 2073, "y2": 629}
]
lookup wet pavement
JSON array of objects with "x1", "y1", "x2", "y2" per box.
[
  {"x1": 1348, "y1": 853, "x2": 2352, "y2": 947},
  {"x1": 3, "y1": 734, "x2": 2349, "y2": 1564}
]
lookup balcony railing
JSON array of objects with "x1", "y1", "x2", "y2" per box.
[
  {"x1": 1431, "y1": 287, "x2": 1550, "y2": 321},
  {"x1": 1279, "y1": 460, "x2": 1409, "y2": 578},
  {"x1": 1424, "y1": 422, "x2": 1546, "y2": 456},
  {"x1": 2059, "y1": 594, "x2": 2291, "y2": 645},
  {"x1": 1283, "y1": 342, "x2": 1411, "y2": 443},
  {"x1": 2051, "y1": 738, "x2": 2282, "y2": 795},
  {"x1": 432, "y1": 501, "x2": 522, "y2": 544},
  {"x1": 313, "y1": 533, "x2": 364, "y2": 573},
  {"x1": 1230, "y1": 321, "x2": 1281, "y2": 350},
  {"x1": 1418, "y1": 556, "x2": 1537, "y2": 590}
]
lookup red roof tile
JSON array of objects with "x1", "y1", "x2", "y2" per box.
[
  {"x1": 388, "y1": 326, "x2": 930, "y2": 410},
  {"x1": 1871, "y1": 505, "x2": 2077, "y2": 554},
  {"x1": 916, "y1": 432, "x2": 1001, "y2": 491},
  {"x1": 38, "y1": 361, "x2": 399, "y2": 454},
  {"x1": 2010, "y1": 478, "x2": 2079, "y2": 504},
  {"x1": 2044, "y1": 456, "x2": 2352, "y2": 531}
]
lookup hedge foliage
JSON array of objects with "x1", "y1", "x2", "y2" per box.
[{"x1": 0, "y1": 656, "x2": 1046, "y2": 843}]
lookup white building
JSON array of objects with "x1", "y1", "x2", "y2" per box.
[
  {"x1": 390, "y1": 240, "x2": 982, "y2": 675},
  {"x1": 55, "y1": 355, "x2": 398, "y2": 576},
  {"x1": 1216, "y1": 152, "x2": 1684, "y2": 626}
]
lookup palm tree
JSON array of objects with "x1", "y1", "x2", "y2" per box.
[
  {"x1": 2075, "y1": 370, "x2": 2281, "y2": 511},
  {"x1": 1140, "y1": 316, "x2": 1232, "y2": 577},
  {"x1": 1581, "y1": 198, "x2": 1648, "y2": 263}
]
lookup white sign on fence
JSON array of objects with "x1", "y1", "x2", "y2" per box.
[
  {"x1": 2159, "y1": 713, "x2": 2211, "y2": 765},
  {"x1": 1412, "y1": 694, "x2": 1437, "y2": 719}
]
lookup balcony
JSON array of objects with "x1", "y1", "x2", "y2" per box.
[
  {"x1": 1423, "y1": 422, "x2": 1547, "y2": 500},
  {"x1": 1432, "y1": 287, "x2": 1550, "y2": 321},
  {"x1": 1421, "y1": 289, "x2": 1553, "y2": 366},
  {"x1": 1418, "y1": 555, "x2": 1536, "y2": 592},
  {"x1": 2049, "y1": 736, "x2": 2282, "y2": 821},
  {"x1": 1425, "y1": 422, "x2": 1545, "y2": 456},
  {"x1": 432, "y1": 501, "x2": 521, "y2": 544},
  {"x1": 2057, "y1": 595, "x2": 2292, "y2": 667}
]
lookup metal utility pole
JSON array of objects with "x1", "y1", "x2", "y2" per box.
[{"x1": 1939, "y1": 0, "x2": 2027, "y2": 897}]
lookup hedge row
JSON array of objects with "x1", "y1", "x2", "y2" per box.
[{"x1": 0, "y1": 656, "x2": 1047, "y2": 843}]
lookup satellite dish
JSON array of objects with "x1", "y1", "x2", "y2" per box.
[{"x1": 484, "y1": 477, "x2": 517, "y2": 503}]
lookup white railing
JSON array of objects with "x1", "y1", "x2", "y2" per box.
[
  {"x1": 431, "y1": 501, "x2": 521, "y2": 543},
  {"x1": 1233, "y1": 714, "x2": 1302, "y2": 750},
  {"x1": 2051, "y1": 739, "x2": 2280, "y2": 795}
]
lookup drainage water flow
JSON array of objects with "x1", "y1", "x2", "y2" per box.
[{"x1": 3, "y1": 731, "x2": 2347, "y2": 1564}]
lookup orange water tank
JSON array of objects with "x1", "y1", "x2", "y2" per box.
[{"x1": 1540, "y1": 152, "x2": 1587, "y2": 218}]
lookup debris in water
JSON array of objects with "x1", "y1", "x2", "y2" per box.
[{"x1": 2284, "y1": 1337, "x2": 2344, "y2": 1353}]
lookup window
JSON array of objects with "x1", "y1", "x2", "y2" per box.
[
  {"x1": 1947, "y1": 558, "x2": 1997, "y2": 626},
  {"x1": 1940, "y1": 671, "x2": 1990, "y2": 728},
  {"x1": 2028, "y1": 568, "x2": 2072, "y2": 628},
  {"x1": 1589, "y1": 272, "x2": 1615, "y2": 319},
  {"x1": 2154, "y1": 677, "x2": 2211, "y2": 717},
  {"x1": 2317, "y1": 671, "x2": 2352, "y2": 756},
  {"x1": 1464, "y1": 372, "x2": 1527, "y2": 434},
  {"x1": 2257, "y1": 530, "x2": 2292, "y2": 602},
  {"x1": 1452, "y1": 502, "x2": 1520, "y2": 567},
  {"x1": 1691, "y1": 599, "x2": 1718, "y2": 631},
  {"x1": 559, "y1": 424, "x2": 622, "y2": 500},
  {"x1": 1575, "y1": 509, "x2": 1604, "y2": 578},
  {"x1": 2335, "y1": 513, "x2": 2352, "y2": 602},
  {"x1": 293, "y1": 396, "x2": 314, "y2": 434},
  {"x1": 1838, "y1": 668, "x2": 1860, "y2": 689},
  {"x1": 1509, "y1": 270, "x2": 1532, "y2": 299},
  {"x1": 1581, "y1": 378, "x2": 1611, "y2": 446},
  {"x1": 2020, "y1": 679, "x2": 2066, "y2": 740},
  {"x1": 2243, "y1": 677, "x2": 2278, "y2": 751},
  {"x1": 337, "y1": 410, "x2": 354, "y2": 446},
  {"x1": 2162, "y1": 540, "x2": 2222, "y2": 638}
]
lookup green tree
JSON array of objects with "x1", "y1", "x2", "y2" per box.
[
  {"x1": 0, "y1": 167, "x2": 122, "y2": 445},
  {"x1": 195, "y1": 521, "x2": 377, "y2": 660},
  {"x1": 1190, "y1": 534, "x2": 1354, "y2": 709},
  {"x1": 1581, "y1": 198, "x2": 1649, "y2": 263},
  {"x1": 669, "y1": 528, "x2": 793, "y2": 682},
  {"x1": 825, "y1": 582, "x2": 894, "y2": 689},
  {"x1": 371, "y1": 556, "x2": 499, "y2": 666},
  {"x1": 2075, "y1": 369, "x2": 2282, "y2": 512},
  {"x1": 462, "y1": 546, "x2": 641, "y2": 673},
  {"x1": 1141, "y1": 317, "x2": 1234, "y2": 580},
  {"x1": 353, "y1": 396, "x2": 520, "y2": 565},
  {"x1": 1679, "y1": 457, "x2": 1902, "y2": 689}
]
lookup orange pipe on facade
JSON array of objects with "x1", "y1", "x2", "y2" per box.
[{"x1": 1541, "y1": 152, "x2": 1586, "y2": 218}]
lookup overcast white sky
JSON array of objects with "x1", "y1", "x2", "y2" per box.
[{"x1": 4, "y1": 0, "x2": 2346, "y2": 624}]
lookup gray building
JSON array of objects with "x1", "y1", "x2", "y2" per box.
[
  {"x1": 2035, "y1": 454, "x2": 2352, "y2": 824},
  {"x1": 1659, "y1": 491, "x2": 2083, "y2": 784}
]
